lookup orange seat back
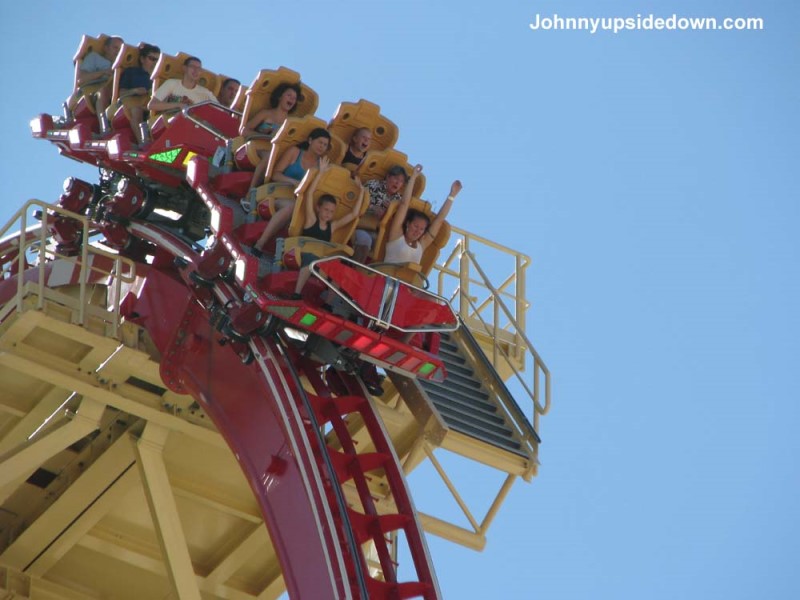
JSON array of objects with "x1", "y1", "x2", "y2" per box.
[
  {"x1": 149, "y1": 52, "x2": 220, "y2": 123},
  {"x1": 372, "y1": 197, "x2": 450, "y2": 276},
  {"x1": 287, "y1": 165, "x2": 367, "y2": 244},
  {"x1": 242, "y1": 68, "x2": 319, "y2": 127},
  {"x1": 229, "y1": 81, "x2": 249, "y2": 113},
  {"x1": 107, "y1": 43, "x2": 146, "y2": 121},
  {"x1": 357, "y1": 149, "x2": 426, "y2": 198},
  {"x1": 68, "y1": 33, "x2": 113, "y2": 112},
  {"x1": 328, "y1": 99, "x2": 399, "y2": 158},
  {"x1": 252, "y1": 115, "x2": 336, "y2": 215},
  {"x1": 235, "y1": 68, "x2": 319, "y2": 170},
  {"x1": 214, "y1": 74, "x2": 245, "y2": 110},
  {"x1": 264, "y1": 115, "x2": 332, "y2": 184}
]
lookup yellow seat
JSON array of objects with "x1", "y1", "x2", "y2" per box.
[
  {"x1": 327, "y1": 133, "x2": 347, "y2": 166},
  {"x1": 252, "y1": 116, "x2": 338, "y2": 217},
  {"x1": 368, "y1": 261, "x2": 427, "y2": 287},
  {"x1": 282, "y1": 165, "x2": 368, "y2": 263},
  {"x1": 214, "y1": 74, "x2": 244, "y2": 109},
  {"x1": 328, "y1": 99, "x2": 399, "y2": 168},
  {"x1": 105, "y1": 43, "x2": 150, "y2": 124},
  {"x1": 357, "y1": 149, "x2": 426, "y2": 198},
  {"x1": 228, "y1": 80, "x2": 249, "y2": 113},
  {"x1": 372, "y1": 197, "x2": 451, "y2": 280},
  {"x1": 148, "y1": 52, "x2": 221, "y2": 125},
  {"x1": 350, "y1": 150, "x2": 428, "y2": 258},
  {"x1": 235, "y1": 68, "x2": 320, "y2": 169},
  {"x1": 67, "y1": 34, "x2": 113, "y2": 113}
]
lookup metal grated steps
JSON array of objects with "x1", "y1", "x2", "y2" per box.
[{"x1": 412, "y1": 329, "x2": 539, "y2": 458}]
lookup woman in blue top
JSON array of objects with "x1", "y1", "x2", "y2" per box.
[
  {"x1": 271, "y1": 127, "x2": 331, "y2": 185},
  {"x1": 253, "y1": 128, "x2": 332, "y2": 253},
  {"x1": 242, "y1": 82, "x2": 302, "y2": 191}
]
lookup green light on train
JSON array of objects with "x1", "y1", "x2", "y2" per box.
[
  {"x1": 419, "y1": 362, "x2": 436, "y2": 375},
  {"x1": 299, "y1": 313, "x2": 317, "y2": 327},
  {"x1": 149, "y1": 148, "x2": 181, "y2": 164}
]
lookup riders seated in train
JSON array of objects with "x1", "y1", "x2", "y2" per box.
[
  {"x1": 226, "y1": 79, "x2": 248, "y2": 112},
  {"x1": 327, "y1": 99, "x2": 399, "y2": 168},
  {"x1": 384, "y1": 171, "x2": 461, "y2": 265},
  {"x1": 77, "y1": 35, "x2": 123, "y2": 86},
  {"x1": 148, "y1": 55, "x2": 217, "y2": 116},
  {"x1": 72, "y1": 35, "x2": 123, "y2": 126},
  {"x1": 341, "y1": 127, "x2": 372, "y2": 171},
  {"x1": 117, "y1": 43, "x2": 161, "y2": 144},
  {"x1": 217, "y1": 77, "x2": 241, "y2": 108},
  {"x1": 252, "y1": 127, "x2": 332, "y2": 254},
  {"x1": 241, "y1": 115, "x2": 332, "y2": 217},
  {"x1": 288, "y1": 158, "x2": 365, "y2": 298},
  {"x1": 231, "y1": 68, "x2": 320, "y2": 183},
  {"x1": 241, "y1": 81, "x2": 302, "y2": 140},
  {"x1": 367, "y1": 169, "x2": 458, "y2": 288},
  {"x1": 242, "y1": 81, "x2": 303, "y2": 191},
  {"x1": 352, "y1": 164, "x2": 410, "y2": 263}
]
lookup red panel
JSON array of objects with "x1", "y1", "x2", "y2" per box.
[
  {"x1": 131, "y1": 267, "x2": 356, "y2": 599},
  {"x1": 316, "y1": 259, "x2": 457, "y2": 330},
  {"x1": 184, "y1": 102, "x2": 241, "y2": 139},
  {"x1": 390, "y1": 285, "x2": 457, "y2": 329},
  {"x1": 209, "y1": 172, "x2": 250, "y2": 199}
]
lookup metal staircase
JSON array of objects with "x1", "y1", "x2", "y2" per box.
[
  {"x1": 418, "y1": 329, "x2": 539, "y2": 457},
  {"x1": 388, "y1": 325, "x2": 539, "y2": 467}
]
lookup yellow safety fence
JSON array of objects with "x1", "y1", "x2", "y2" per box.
[
  {"x1": 0, "y1": 199, "x2": 136, "y2": 338},
  {"x1": 433, "y1": 226, "x2": 551, "y2": 434}
]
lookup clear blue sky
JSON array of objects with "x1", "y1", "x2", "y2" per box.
[{"x1": 1, "y1": 1, "x2": 797, "y2": 598}]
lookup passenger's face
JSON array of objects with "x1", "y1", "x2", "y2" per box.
[
  {"x1": 219, "y1": 81, "x2": 239, "y2": 105},
  {"x1": 280, "y1": 89, "x2": 298, "y2": 111},
  {"x1": 352, "y1": 130, "x2": 371, "y2": 152},
  {"x1": 106, "y1": 38, "x2": 123, "y2": 61},
  {"x1": 385, "y1": 174, "x2": 405, "y2": 195},
  {"x1": 185, "y1": 60, "x2": 202, "y2": 83},
  {"x1": 318, "y1": 202, "x2": 336, "y2": 223},
  {"x1": 309, "y1": 136, "x2": 330, "y2": 157},
  {"x1": 406, "y1": 217, "x2": 428, "y2": 242},
  {"x1": 141, "y1": 53, "x2": 159, "y2": 74}
]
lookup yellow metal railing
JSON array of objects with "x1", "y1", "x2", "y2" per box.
[
  {"x1": 433, "y1": 226, "x2": 551, "y2": 434},
  {"x1": 0, "y1": 199, "x2": 136, "y2": 337}
]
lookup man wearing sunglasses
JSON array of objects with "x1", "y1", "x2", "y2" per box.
[{"x1": 119, "y1": 43, "x2": 161, "y2": 144}]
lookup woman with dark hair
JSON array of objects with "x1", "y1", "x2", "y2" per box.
[
  {"x1": 384, "y1": 164, "x2": 462, "y2": 264},
  {"x1": 352, "y1": 164, "x2": 410, "y2": 262},
  {"x1": 241, "y1": 82, "x2": 302, "y2": 138},
  {"x1": 243, "y1": 82, "x2": 303, "y2": 191},
  {"x1": 119, "y1": 43, "x2": 161, "y2": 144},
  {"x1": 253, "y1": 128, "x2": 332, "y2": 253},
  {"x1": 271, "y1": 127, "x2": 331, "y2": 184}
]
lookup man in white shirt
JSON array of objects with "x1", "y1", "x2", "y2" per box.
[{"x1": 148, "y1": 56, "x2": 217, "y2": 114}]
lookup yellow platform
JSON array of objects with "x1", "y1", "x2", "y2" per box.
[{"x1": 0, "y1": 201, "x2": 550, "y2": 598}]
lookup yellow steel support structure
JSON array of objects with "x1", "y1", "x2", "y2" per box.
[
  {"x1": 134, "y1": 424, "x2": 202, "y2": 600},
  {"x1": 0, "y1": 200, "x2": 551, "y2": 597}
]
